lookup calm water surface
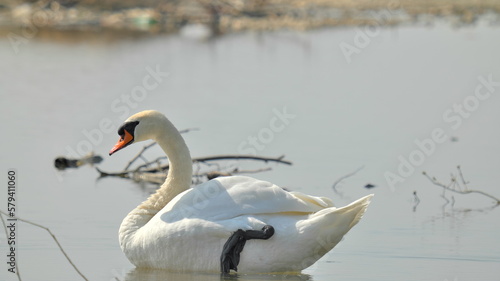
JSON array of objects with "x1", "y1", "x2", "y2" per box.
[{"x1": 1, "y1": 21, "x2": 500, "y2": 281}]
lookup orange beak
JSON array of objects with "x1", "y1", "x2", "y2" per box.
[{"x1": 109, "y1": 130, "x2": 134, "y2": 155}]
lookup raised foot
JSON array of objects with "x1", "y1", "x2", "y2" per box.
[{"x1": 220, "y1": 225, "x2": 275, "y2": 273}]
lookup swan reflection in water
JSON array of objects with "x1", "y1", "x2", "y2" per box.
[{"x1": 122, "y1": 267, "x2": 311, "y2": 281}]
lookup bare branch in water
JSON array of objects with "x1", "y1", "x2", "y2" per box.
[
  {"x1": 422, "y1": 166, "x2": 500, "y2": 205},
  {"x1": 123, "y1": 141, "x2": 157, "y2": 171},
  {"x1": 195, "y1": 167, "x2": 273, "y2": 180},
  {"x1": 456, "y1": 165, "x2": 470, "y2": 191},
  {"x1": 412, "y1": 191, "x2": 420, "y2": 212},
  {"x1": 98, "y1": 155, "x2": 292, "y2": 178},
  {"x1": 137, "y1": 155, "x2": 292, "y2": 173},
  {"x1": 331, "y1": 166, "x2": 365, "y2": 195},
  {"x1": 110, "y1": 166, "x2": 274, "y2": 185},
  {"x1": 0, "y1": 211, "x2": 89, "y2": 281},
  {"x1": 96, "y1": 167, "x2": 130, "y2": 178},
  {"x1": 196, "y1": 155, "x2": 291, "y2": 164},
  {"x1": 234, "y1": 167, "x2": 273, "y2": 174}
]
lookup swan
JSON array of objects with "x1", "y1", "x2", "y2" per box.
[{"x1": 109, "y1": 110, "x2": 373, "y2": 273}]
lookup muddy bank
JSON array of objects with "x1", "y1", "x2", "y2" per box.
[{"x1": 1, "y1": 0, "x2": 500, "y2": 37}]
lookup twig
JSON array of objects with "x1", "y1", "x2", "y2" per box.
[
  {"x1": 98, "y1": 155, "x2": 292, "y2": 177},
  {"x1": 0, "y1": 210, "x2": 89, "y2": 281},
  {"x1": 122, "y1": 128, "x2": 198, "y2": 171},
  {"x1": 132, "y1": 167, "x2": 273, "y2": 185},
  {"x1": 457, "y1": 165, "x2": 469, "y2": 191},
  {"x1": 178, "y1": 128, "x2": 200, "y2": 134},
  {"x1": 422, "y1": 168, "x2": 500, "y2": 204},
  {"x1": 440, "y1": 187, "x2": 450, "y2": 205},
  {"x1": 133, "y1": 156, "x2": 168, "y2": 171},
  {"x1": 137, "y1": 154, "x2": 292, "y2": 173},
  {"x1": 194, "y1": 155, "x2": 292, "y2": 165},
  {"x1": 412, "y1": 191, "x2": 420, "y2": 212},
  {"x1": 331, "y1": 165, "x2": 365, "y2": 190},
  {"x1": 123, "y1": 141, "x2": 157, "y2": 171},
  {"x1": 192, "y1": 167, "x2": 273, "y2": 178},
  {"x1": 0, "y1": 212, "x2": 21, "y2": 281},
  {"x1": 96, "y1": 167, "x2": 130, "y2": 178},
  {"x1": 234, "y1": 167, "x2": 273, "y2": 174}
]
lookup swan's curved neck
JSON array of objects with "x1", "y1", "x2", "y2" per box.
[
  {"x1": 139, "y1": 125, "x2": 193, "y2": 211},
  {"x1": 119, "y1": 117, "x2": 192, "y2": 248}
]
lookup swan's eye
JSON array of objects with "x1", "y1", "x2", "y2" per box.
[{"x1": 117, "y1": 121, "x2": 139, "y2": 138}]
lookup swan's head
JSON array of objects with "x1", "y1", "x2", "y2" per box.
[{"x1": 109, "y1": 110, "x2": 168, "y2": 155}]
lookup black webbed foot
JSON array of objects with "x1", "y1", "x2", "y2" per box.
[{"x1": 220, "y1": 225, "x2": 275, "y2": 273}]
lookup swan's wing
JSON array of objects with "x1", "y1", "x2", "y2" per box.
[{"x1": 159, "y1": 176, "x2": 334, "y2": 223}]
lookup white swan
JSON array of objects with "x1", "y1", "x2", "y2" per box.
[{"x1": 109, "y1": 110, "x2": 373, "y2": 273}]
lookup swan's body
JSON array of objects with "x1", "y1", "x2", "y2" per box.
[{"x1": 111, "y1": 110, "x2": 373, "y2": 273}]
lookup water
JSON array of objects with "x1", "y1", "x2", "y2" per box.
[{"x1": 1, "y1": 21, "x2": 500, "y2": 281}]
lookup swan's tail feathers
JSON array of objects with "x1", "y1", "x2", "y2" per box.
[
  {"x1": 300, "y1": 194, "x2": 373, "y2": 251},
  {"x1": 304, "y1": 194, "x2": 373, "y2": 229},
  {"x1": 309, "y1": 194, "x2": 373, "y2": 223},
  {"x1": 343, "y1": 194, "x2": 373, "y2": 229}
]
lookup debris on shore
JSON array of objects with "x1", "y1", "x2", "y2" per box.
[{"x1": 1, "y1": 0, "x2": 500, "y2": 37}]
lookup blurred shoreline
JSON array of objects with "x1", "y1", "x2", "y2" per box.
[{"x1": 1, "y1": 0, "x2": 500, "y2": 40}]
